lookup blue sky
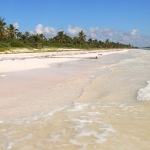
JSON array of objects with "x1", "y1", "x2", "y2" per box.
[{"x1": 0, "y1": 0, "x2": 150, "y2": 47}]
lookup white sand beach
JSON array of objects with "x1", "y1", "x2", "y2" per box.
[
  {"x1": 0, "y1": 49, "x2": 128, "y2": 73},
  {"x1": 1, "y1": 48, "x2": 150, "y2": 150},
  {"x1": 0, "y1": 49, "x2": 128, "y2": 120}
]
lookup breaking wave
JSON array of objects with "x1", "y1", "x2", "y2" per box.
[{"x1": 137, "y1": 81, "x2": 150, "y2": 101}]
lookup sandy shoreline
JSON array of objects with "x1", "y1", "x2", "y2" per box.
[
  {"x1": 0, "y1": 49, "x2": 129, "y2": 73},
  {"x1": 0, "y1": 49, "x2": 131, "y2": 120}
]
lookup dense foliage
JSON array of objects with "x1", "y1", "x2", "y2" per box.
[{"x1": 0, "y1": 17, "x2": 133, "y2": 51}]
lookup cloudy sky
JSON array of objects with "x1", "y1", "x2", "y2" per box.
[{"x1": 1, "y1": 0, "x2": 150, "y2": 47}]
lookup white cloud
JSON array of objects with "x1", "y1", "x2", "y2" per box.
[
  {"x1": 102, "y1": 28, "x2": 116, "y2": 37},
  {"x1": 13, "y1": 22, "x2": 19, "y2": 29},
  {"x1": 34, "y1": 24, "x2": 58, "y2": 37},
  {"x1": 88, "y1": 27, "x2": 100, "y2": 38},
  {"x1": 43, "y1": 27, "x2": 57, "y2": 37},
  {"x1": 86, "y1": 27, "x2": 150, "y2": 47},
  {"x1": 35, "y1": 24, "x2": 43, "y2": 34},
  {"x1": 130, "y1": 29, "x2": 138, "y2": 36},
  {"x1": 67, "y1": 25, "x2": 83, "y2": 36},
  {"x1": 86, "y1": 27, "x2": 118, "y2": 41},
  {"x1": 32, "y1": 24, "x2": 150, "y2": 47}
]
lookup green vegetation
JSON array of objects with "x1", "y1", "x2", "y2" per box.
[{"x1": 0, "y1": 17, "x2": 133, "y2": 52}]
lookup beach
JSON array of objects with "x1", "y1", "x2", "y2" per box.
[
  {"x1": 0, "y1": 49, "x2": 150, "y2": 150},
  {"x1": 0, "y1": 49, "x2": 128, "y2": 120}
]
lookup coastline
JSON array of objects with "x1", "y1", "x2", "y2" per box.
[
  {"x1": 0, "y1": 49, "x2": 132, "y2": 120},
  {"x1": 0, "y1": 49, "x2": 129, "y2": 73},
  {"x1": 1, "y1": 48, "x2": 150, "y2": 149}
]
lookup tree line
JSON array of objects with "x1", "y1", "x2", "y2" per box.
[{"x1": 0, "y1": 17, "x2": 133, "y2": 51}]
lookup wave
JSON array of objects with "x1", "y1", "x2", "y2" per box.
[
  {"x1": 0, "y1": 105, "x2": 68, "y2": 125},
  {"x1": 137, "y1": 81, "x2": 150, "y2": 101},
  {"x1": 1, "y1": 101, "x2": 148, "y2": 150}
]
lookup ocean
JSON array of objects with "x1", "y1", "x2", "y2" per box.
[{"x1": 0, "y1": 49, "x2": 150, "y2": 150}]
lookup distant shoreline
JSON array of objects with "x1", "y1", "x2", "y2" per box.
[
  {"x1": 0, "y1": 48, "x2": 132, "y2": 74},
  {"x1": 0, "y1": 48, "x2": 129, "y2": 61}
]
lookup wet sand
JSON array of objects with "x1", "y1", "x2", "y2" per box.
[{"x1": 0, "y1": 49, "x2": 128, "y2": 120}]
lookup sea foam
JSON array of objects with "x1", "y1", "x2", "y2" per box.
[{"x1": 137, "y1": 81, "x2": 150, "y2": 101}]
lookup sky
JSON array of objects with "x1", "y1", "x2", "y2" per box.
[{"x1": 0, "y1": 0, "x2": 150, "y2": 47}]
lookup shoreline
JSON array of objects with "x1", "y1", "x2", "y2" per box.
[
  {"x1": 0, "y1": 49, "x2": 133, "y2": 120},
  {"x1": 0, "y1": 49, "x2": 130, "y2": 73}
]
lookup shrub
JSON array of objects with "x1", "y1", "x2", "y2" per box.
[
  {"x1": 9, "y1": 39, "x2": 25, "y2": 47},
  {"x1": 0, "y1": 42, "x2": 10, "y2": 48}
]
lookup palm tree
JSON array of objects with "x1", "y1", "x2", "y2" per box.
[
  {"x1": 39, "y1": 33, "x2": 46, "y2": 41},
  {"x1": 19, "y1": 32, "x2": 31, "y2": 44},
  {"x1": 98, "y1": 40, "x2": 104, "y2": 48},
  {"x1": 30, "y1": 34, "x2": 44, "y2": 48},
  {"x1": 17, "y1": 32, "x2": 23, "y2": 39},
  {"x1": 56, "y1": 31, "x2": 66, "y2": 43},
  {"x1": 0, "y1": 17, "x2": 7, "y2": 40},
  {"x1": 24, "y1": 31, "x2": 30, "y2": 38},
  {"x1": 88, "y1": 38, "x2": 93, "y2": 47},
  {"x1": 7, "y1": 24, "x2": 18, "y2": 39},
  {"x1": 105, "y1": 39, "x2": 110, "y2": 48},
  {"x1": 38, "y1": 34, "x2": 46, "y2": 48},
  {"x1": 78, "y1": 30, "x2": 86, "y2": 46},
  {"x1": 73, "y1": 36, "x2": 79, "y2": 45}
]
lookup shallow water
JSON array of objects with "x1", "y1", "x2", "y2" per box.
[{"x1": 1, "y1": 49, "x2": 150, "y2": 150}]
